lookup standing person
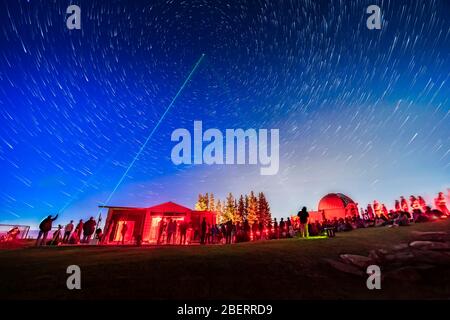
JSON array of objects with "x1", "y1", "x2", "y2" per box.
[
  {"x1": 226, "y1": 220, "x2": 233, "y2": 244},
  {"x1": 435, "y1": 192, "x2": 449, "y2": 215},
  {"x1": 200, "y1": 217, "x2": 207, "y2": 245},
  {"x1": 298, "y1": 207, "x2": 309, "y2": 238},
  {"x1": 381, "y1": 204, "x2": 389, "y2": 217},
  {"x1": 373, "y1": 201, "x2": 382, "y2": 217},
  {"x1": 258, "y1": 221, "x2": 264, "y2": 240},
  {"x1": 273, "y1": 218, "x2": 279, "y2": 239},
  {"x1": 36, "y1": 214, "x2": 58, "y2": 246},
  {"x1": 179, "y1": 220, "x2": 187, "y2": 245},
  {"x1": 157, "y1": 218, "x2": 167, "y2": 245},
  {"x1": 266, "y1": 219, "x2": 272, "y2": 239},
  {"x1": 49, "y1": 225, "x2": 63, "y2": 246},
  {"x1": 279, "y1": 218, "x2": 285, "y2": 238},
  {"x1": 166, "y1": 219, "x2": 175, "y2": 244},
  {"x1": 418, "y1": 196, "x2": 427, "y2": 211},
  {"x1": 394, "y1": 200, "x2": 401, "y2": 212},
  {"x1": 120, "y1": 222, "x2": 128, "y2": 245},
  {"x1": 74, "y1": 219, "x2": 84, "y2": 241},
  {"x1": 82, "y1": 217, "x2": 96, "y2": 243},
  {"x1": 400, "y1": 196, "x2": 409, "y2": 212},
  {"x1": 63, "y1": 220, "x2": 74, "y2": 243},
  {"x1": 367, "y1": 204, "x2": 374, "y2": 220}
]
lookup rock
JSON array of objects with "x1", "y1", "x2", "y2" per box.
[
  {"x1": 392, "y1": 243, "x2": 409, "y2": 251},
  {"x1": 384, "y1": 251, "x2": 415, "y2": 262},
  {"x1": 409, "y1": 241, "x2": 450, "y2": 251},
  {"x1": 368, "y1": 249, "x2": 389, "y2": 262},
  {"x1": 340, "y1": 254, "x2": 374, "y2": 268},
  {"x1": 324, "y1": 259, "x2": 365, "y2": 276},
  {"x1": 411, "y1": 231, "x2": 450, "y2": 242}
]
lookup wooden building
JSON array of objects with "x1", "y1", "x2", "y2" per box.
[{"x1": 101, "y1": 201, "x2": 216, "y2": 244}]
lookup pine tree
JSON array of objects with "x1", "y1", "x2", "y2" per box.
[
  {"x1": 237, "y1": 195, "x2": 245, "y2": 222},
  {"x1": 209, "y1": 193, "x2": 216, "y2": 212},
  {"x1": 247, "y1": 191, "x2": 258, "y2": 225},
  {"x1": 216, "y1": 199, "x2": 224, "y2": 224},
  {"x1": 258, "y1": 192, "x2": 271, "y2": 224},
  {"x1": 205, "y1": 192, "x2": 209, "y2": 210},
  {"x1": 195, "y1": 193, "x2": 208, "y2": 211},
  {"x1": 224, "y1": 193, "x2": 236, "y2": 222},
  {"x1": 244, "y1": 194, "x2": 249, "y2": 220}
]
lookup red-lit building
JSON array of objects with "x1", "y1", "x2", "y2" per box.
[
  {"x1": 309, "y1": 193, "x2": 359, "y2": 222},
  {"x1": 102, "y1": 201, "x2": 216, "y2": 244}
]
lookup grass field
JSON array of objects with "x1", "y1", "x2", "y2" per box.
[{"x1": 1, "y1": 219, "x2": 450, "y2": 300}]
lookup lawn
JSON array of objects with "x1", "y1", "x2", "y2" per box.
[{"x1": 1, "y1": 219, "x2": 450, "y2": 300}]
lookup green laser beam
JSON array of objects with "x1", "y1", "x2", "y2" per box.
[{"x1": 98, "y1": 54, "x2": 206, "y2": 212}]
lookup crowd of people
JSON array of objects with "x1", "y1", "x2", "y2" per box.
[
  {"x1": 35, "y1": 215, "x2": 101, "y2": 246},
  {"x1": 29, "y1": 191, "x2": 449, "y2": 246}
]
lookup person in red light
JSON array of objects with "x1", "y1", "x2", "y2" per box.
[
  {"x1": 373, "y1": 200, "x2": 381, "y2": 217},
  {"x1": 410, "y1": 196, "x2": 421, "y2": 211},
  {"x1": 435, "y1": 192, "x2": 449, "y2": 215},
  {"x1": 82, "y1": 217, "x2": 96, "y2": 243},
  {"x1": 200, "y1": 217, "x2": 207, "y2": 245},
  {"x1": 167, "y1": 219, "x2": 175, "y2": 244},
  {"x1": 418, "y1": 196, "x2": 427, "y2": 211},
  {"x1": 297, "y1": 207, "x2": 309, "y2": 238},
  {"x1": 367, "y1": 204, "x2": 374, "y2": 220},
  {"x1": 394, "y1": 200, "x2": 401, "y2": 212},
  {"x1": 36, "y1": 214, "x2": 58, "y2": 246},
  {"x1": 157, "y1": 218, "x2": 167, "y2": 245},
  {"x1": 400, "y1": 196, "x2": 409, "y2": 212},
  {"x1": 273, "y1": 218, "x2": 278, "y2": 239},
  {"x1": 120, "y1": 222, "x2": 128, "y2": 245},
  {"x1": 179, "y1": 220, "x2": 187, "y2": 245},
  {"x1": 382, "y1": 204, "x2": 389, "y2": 217}
]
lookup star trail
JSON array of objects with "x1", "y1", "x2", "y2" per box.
[{"x1": 0, "y1": 0, "x2": 448, "y2": 227}]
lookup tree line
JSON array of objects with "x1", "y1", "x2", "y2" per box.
[{"x1": 195, "y1": 192, "x2": 271, "y2": 225}]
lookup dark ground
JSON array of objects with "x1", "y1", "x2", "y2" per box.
[{"x1": 1, "y1": 219, "x2": 450, "y2": 300}]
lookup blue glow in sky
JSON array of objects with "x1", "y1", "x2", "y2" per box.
[{"x1": 0, "y1": 0, "x2": 449, "y2": 228}]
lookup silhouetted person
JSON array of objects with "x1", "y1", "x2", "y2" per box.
[
  {"x1": 395, "y1": 200, "x2": 401, "y2": 212},
  {"x1": 258, "y1": 221, "x2": 264, "y2": 240},
  {"x1": 226, "y1": 220, "x2": 233, "y2": 244},
  {"x1": 120, "y1": 222, "x2": 128, "y2": 245},
  {"x1": 400, "y1": 196, "x2": 409, "y2": 212},
  {"x1": 49, "y1": 224, "x2": 63, "y2": 246},
  {"x1": 298, "y1": 207, "x2": 309, "y2": 238},
  {"x1": 200, "y1": 217, "x2": 207, "y2": 244},
  {"x1": 36, "y1": 214, "x2": 58, "y2": 246},
  {"x1": 279, "y1": 218, "x2": 286, "y2": 238},
  {"x1": 273, "y1": 218, "x2": 279, "y2": 239},
  {"x1": 157, "y1": 218, "x2": 167, "y2": 245},
  {"x1": 435, "y1": 192, "x2": 449, "y2": 215},
  {"x1": 179, "y1": 221, "x2": 187, "y2": 245},
  {"x1": 63, "y1": 220, "x2": 74, "y2": 243},
  {"x1": 75, "y1": 219, "x2": 84, "y2": 241},
  {"x1": 167, "y1": 219, "x2": 177, "y2": 244},
  {"x1": 82, "y1": 217, "x2": 96, "y2": 243}
]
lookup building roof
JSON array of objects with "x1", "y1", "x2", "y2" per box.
[
  {"x1": 318, "y1": 193, "x2": 355, "y2": 211},
  {"x1": 146, "y1": 201, "x2": 192, "y2": 213}
]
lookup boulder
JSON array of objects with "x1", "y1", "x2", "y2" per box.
[
  {"x1": 409, "y1": 241, "x2": 450, "y2": 251},
  {"x1": 340, "y1": 254, "x2": 374, "y2": 269}
]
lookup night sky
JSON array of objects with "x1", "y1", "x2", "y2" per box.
[{"x1": 0, "y1": 0, "x2": 449, "y2": 228}]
